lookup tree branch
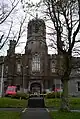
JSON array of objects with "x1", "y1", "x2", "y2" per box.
[
  {"x1": 0, "y1": 21, "x2": 13, "y2": 50},
  {"x1": 69, "y1": 0, "x2": 80, "y2": 53},
  {"x1": 0, "y1": 1, "x2": 19, "y2": 24}
]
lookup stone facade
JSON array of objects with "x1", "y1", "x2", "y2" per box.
[{"x1": 0, "y1": 17, "x2": 80, "y2": 95}]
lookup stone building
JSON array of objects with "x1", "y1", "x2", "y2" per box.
[{"x1": 0, "y1": 17, "x2": 80, "y2": 95}]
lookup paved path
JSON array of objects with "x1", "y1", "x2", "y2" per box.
[
  {"x1": 0, "y1": 108, "x2": 23, "y2": 112},
  {"x1": 21, "y1": 108, "x2": 51, "y2": 119},
  {"x1": 0, "y1": 107, "x2": 80, "y2": 113}
]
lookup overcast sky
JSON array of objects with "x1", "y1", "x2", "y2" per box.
[
  {"x1": 0, "y1": 0, "x2": 55, "y2": 56},
  {"x1": 0, "y1": 0, "x2": 80, "y2": 57}
]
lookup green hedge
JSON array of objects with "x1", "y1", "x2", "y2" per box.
[
  {"x1": 45, "y1": 92, "x2": 62, "y2": 98},
  {"x1": 11, "y1": 92, "x2": 29, "y2": 100},
  {"x1": 8, "y1": 92, "x2": 62, "y2": 99}
]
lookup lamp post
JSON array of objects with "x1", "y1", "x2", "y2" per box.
[
  {"x1": 22, "y1": 65, "x2": 28, "y2": 93},
  {"x1": 0, "y1": 57, "x2": 4, "y2": 97},
  {"x1": 54, "y1": 78, "x2": 56, "y2": 98}
]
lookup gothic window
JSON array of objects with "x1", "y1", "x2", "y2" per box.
[
  {"x1": 5, "y1": 66, "x2": 8, "y2": 73},
  {"x1": 17, "y1": 63, "x2": 21, "y2": 72},
  {"x1": 51, "y1": 61, "x2": 55, "y2": 73},
  {"x1": 32, "y1": 54, "x2": 40, "y2": 72},
  {"x1": 35, "y1": 23, "x2": 39, "y2": 33},
  {"x1": 35, "y1": 21, "x2": 40, "y2": 33}
]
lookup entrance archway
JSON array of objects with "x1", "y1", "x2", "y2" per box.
[
  {"x1": 28, "y1": 81, "x2": 43, "y2": 94},
  {"x1": 30, "y1": 82, "x2": 41, "y2": 94}
]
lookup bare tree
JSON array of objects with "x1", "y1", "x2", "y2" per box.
[
  {"x1": 7, "y1": 15, "x2": 27, "y2": 56},
  {"x1": 42, "y1": 0, "x2": 80, "y2": 111},
  {"x1": 0, "y1": 0, "x2": 20, "y2": 52},
  {"x1": 19, "y1": 0, "x2": 80, "y2": 111},
  {"x1": 0, "y1": 0, "x2": 19, "y2": 24}
]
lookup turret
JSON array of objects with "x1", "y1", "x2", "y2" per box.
[
  {"x1": 27, "y1": 17, "x2": 46, "y2": 40},
  {"x1": 7, "y1": 40, "x2": 16, "y2": 56},
  {"x1": 25, "y1": 16, "x2": 47, "y2": 54}
]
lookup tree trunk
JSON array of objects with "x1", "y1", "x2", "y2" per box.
[
  {"x1": 59, "y1": 54, "x2": 71, "y2": 112},
  {"x1": 60, "y1": 77, "x2": 70, "y2": 111}
]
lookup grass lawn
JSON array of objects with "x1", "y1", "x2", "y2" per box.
[
  {"x1": 0, "y1": 97, "x2": 80, "y2": 110},
  {"x1": 0, "y1": 97, "x2": 27, "y2": 108},
  {"x1": 0, "y1": 111, "x2": 20, "y2": 119},
  {"x1": 45, "y1": 97, "x2": 80, "y2": 110},
  {"x1": 69, "y1": 97, "x2": 80, "y2": 110},
  {"x1": 45, "y1": 98, "x2": 60, "y2": 109},
  {"x1": 50, "y1": 111, "x2": 80, "y2": 119}
]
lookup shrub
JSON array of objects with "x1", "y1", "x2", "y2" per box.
[
  {"x1": 11, "y1": 92, "x2": 29, "y2": 100},
  {"x1": 45, "y1": 92, "x2": 62, "y2": 98},
  {"x1": 56, "y1": 92, "x2": 62, "y2": 98},
  {"x1": 46, "y1": 92, "x2": 55, "y2": 98}
]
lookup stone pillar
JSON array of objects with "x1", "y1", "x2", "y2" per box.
[
  {"x1": 41, "y1": 81, "x2": 44, "y2": 92},
  {"x1": 28, "y1": 81, "x2": 31, "y2": 92},
  {"x1": 45, "y1": 80, "x2": 48, "y2": 89}
]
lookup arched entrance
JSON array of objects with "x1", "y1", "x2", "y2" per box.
[
  {"x1": 28, "y1": 81, "x2": 43, "y2": 94},
  {"x1": 30, "y1": 82, "x2": 41, "y2": 94}
]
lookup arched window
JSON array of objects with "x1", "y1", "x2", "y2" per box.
[
  {"x1": 5, "y1": 65, "x2": 8, "y2": 73},
  {"x1": 51, "y1": 61, "x2": 56, "y2": 73},
  {"x1": 32, "y1": 54, "x2": 40, "y2": 72},
  {"x1": 17, "y1": 63, "x2": 21, "y2": 72}
]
